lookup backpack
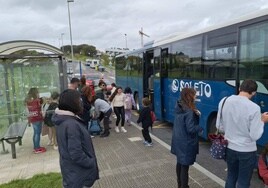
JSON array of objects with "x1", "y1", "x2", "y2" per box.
[
  {"x1": 88, "y1": 119, "x2": 102, "y2": 135},
  {"x1": 150, "y1": 111, "x2": 156, "y2": 122},
  {"x1": 44, "y1": 102, "x2": 58, "y2": 127},
  {"x1": 124, "y1": 95, "x2": 132, "y2": 110}
]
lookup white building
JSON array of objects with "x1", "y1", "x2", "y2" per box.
[{"x1": 105, "y1": 47, "x2": 130, "y2": 56}]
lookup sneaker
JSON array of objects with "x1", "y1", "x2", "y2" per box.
[
  {"x1": 91, "y1": 135, "x2": 95, "y2": 138},
  {"x1": 53, "y1": 145, "x2": 58, "y2": 150},
  {"x1": 47, "y1": 141, "x2": 53, "y2": 146},
  {"x1": 39, "y1": 147, "x2": 46, "y2": 151},
  {"x1": 33, "y1": 149, "x2": 42, "y2": 154},
  {"x1": 115, "y1": 127, "x2": 120, "y2": 133},
  {"x1": 126, "y1": 120, "x2": 131, "y2": 126},
  {"x1": 143, "y1": 140, "x2": 149, "y2": 145},
  {"x1": 100, "y1": 131, "x2": 110, "y2": 137},
  {"x1": 121, "y1": 127, "x2": 127, "y2": 133},
  {"x1": 145, "y1": 142, "x2": 153, "y2": 147},
  {"x1": 33, "y1": 147, "x2": 46, "y2": 154}
]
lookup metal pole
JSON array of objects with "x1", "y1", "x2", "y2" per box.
[
  {"x1": 140, "y1": 27, "x2": 143, "y2": 47},
  {"x1": 124, "y1": 34, "x2": 128, "y2": 49},
  {"x1": 58, "y1": 38, "x2": 61, "y2": 48},
  {"x1": 79, "y1": 61, "x2": 82, "y2": 77},
  {"x1": 61, "y1": 33, "x2": 64, "y2": 53},
  {"x1": 67, "y1": 0, "x2": 74, "y2": 61}
]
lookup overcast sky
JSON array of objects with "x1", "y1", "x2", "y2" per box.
[{"x1": 0, "y1": 0, "x2": 268, "y2": 51}]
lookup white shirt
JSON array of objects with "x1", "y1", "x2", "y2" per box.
[
  {"x1": 216, "y1": 95, "x2": 264, "y2": 152},
  {"x1": 111, "y1": 93, "x2": 125, "y2": 107}
]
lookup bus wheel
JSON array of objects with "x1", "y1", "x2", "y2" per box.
[
  {"x1": 134, "y1": 93, "x2": 140, "y2": 111},
  {"x1": 208, "y1": 116, "x2": 217, "y2": 136}
]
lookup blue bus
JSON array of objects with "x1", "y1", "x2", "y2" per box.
[{"x1": 115, "y1": 9, "x2": 268, "y2": 146}]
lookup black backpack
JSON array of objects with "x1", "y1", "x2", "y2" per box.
[{"x1": 44, "y1": 102, "x2": 58, "y2": 127}]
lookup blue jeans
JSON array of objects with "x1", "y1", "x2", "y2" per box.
[
  {"x1": 32, "y1": 121, "x2": 42, "y2": 149},
  {"x1": 225, "y1": 148, "x2": 256, "y2": 188}
]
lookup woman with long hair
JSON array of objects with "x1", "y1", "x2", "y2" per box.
[
  {"x1": 79, "y1": 85, "x2": 93, "y2": 127},
  {"x1": 52, "y1": 89, "x2": 99, "y2": 188},
  {"x1": 78, "y1": 75, "x2": 86, "y2": 93},
  {"x1": 171, "y1": 88, "x2": 202, "y2": 188},
  {"x1": 25, "y1": 87, "x2": 46, "y2": 154},
  {"x1": 109, "y1": 87, "x2": 127, "y2": 133}
]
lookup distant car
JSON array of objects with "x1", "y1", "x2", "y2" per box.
[
  {"x1": 84, "y1": 73, "x2": 103, "y2": 86},
  {"x1": 98, "y1": 66, "x2": 105, "y2": 72}
]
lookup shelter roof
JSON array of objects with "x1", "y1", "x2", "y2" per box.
[{"x1": 0, "y1": 40, "x2": 63, "y2": 59}]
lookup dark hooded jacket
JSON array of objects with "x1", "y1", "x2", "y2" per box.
[
  {"x1": 137, "y1": 106, "x2": 152, "y2": 129},
  {"x1": 171, "y1": 101, "x2": 201, "y2": 165},
  {"x1": 52, "y1": 108, "x2": 99, "y2": 188}
]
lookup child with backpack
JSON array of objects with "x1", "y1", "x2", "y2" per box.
[
  {"x1": 124, "y1": 87, "x2": 136, "y2": 126},
  {"x1": 137, "y1": 97, "x2": 153, "y2": 147},
  {"x1": 258, "y1": 144, "x2": 268, "y2": 187},
  {"x1": 44, "y1": 92, "x2": 59, "y2": 150},
  {"x1": 41, "y1": 97, "x2": 52, "y2": 145}
]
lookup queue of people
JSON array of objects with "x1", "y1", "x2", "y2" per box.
[
  {"x1": 67, "y1": 77, "x2": 137, "y2": 136},
  {"x1": 24, "y1": 77, "x2": 268, "y2": 188},
  {"x1": 170, "y1": 79, "x2": 268, "y2": 188}
]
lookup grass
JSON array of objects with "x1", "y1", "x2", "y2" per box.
[{"x1": 0, "y1": 173, "x2": 62, "y2": 188}]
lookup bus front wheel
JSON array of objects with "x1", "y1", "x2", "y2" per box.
[{"x1": 208, "y1": 116, "x2": 217, "y2": 136}]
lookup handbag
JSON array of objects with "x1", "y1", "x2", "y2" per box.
[
  {"x1": 209, "y1": 97, "x2": 228, "y2": 160},
  {"x1": 208, "y1": 133, "x2": 228, "y2": 160},
  {"x1": 41, "y1": 124, "x2": 49, "y2": 136}
]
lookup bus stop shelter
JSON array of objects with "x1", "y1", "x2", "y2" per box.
[{"x1": 0, "y1": 40, "x2": 68, "y2": 146}]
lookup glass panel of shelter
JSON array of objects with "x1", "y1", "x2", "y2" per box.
[{"x1": 0, "y1": 58, "x2": 61, "y2": 128}]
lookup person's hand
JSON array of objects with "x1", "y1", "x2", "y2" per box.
[
  {"x1": 261, "y1": 112, "x2": 268, "y2": 123},
  {"x1": 195, "y1": 110, "x2": 201, "y2": 116},
  {"x1": 198, "y1": 127, "x2": 204, "y2": 136}
]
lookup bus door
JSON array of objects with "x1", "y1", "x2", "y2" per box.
[
  {"x1": 143, "y1": 51, "x2": 154, "y2": 99},
  {"x1": 153, "y1": 48, "x2": 168, "y2": 120},
  {"x1": 238, "y1": 21, "x2": 268, "y2": 145}
]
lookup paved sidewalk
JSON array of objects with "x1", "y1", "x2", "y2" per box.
[{"x1": 0, "y1": 117, "x2": 224, "y2": 188}]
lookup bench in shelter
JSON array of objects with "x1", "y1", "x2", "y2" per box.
[{"x1": 0, "y1": 122, "x2": 28, "y2": 159}]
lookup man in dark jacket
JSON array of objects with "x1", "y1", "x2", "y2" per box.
[
  {"x1": 95, "y1": 80, "x2": 107, "y2": 100},
  {"x1": 52, "y1": 89, "x2": 99, "y2": 188}
]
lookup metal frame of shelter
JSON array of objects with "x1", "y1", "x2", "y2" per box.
[{"x1": 0, "y1": 40, "x2": 68, "y2": 124}]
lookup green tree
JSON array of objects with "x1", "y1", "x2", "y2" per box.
[{"x1": 63, "y1": 44, "x2": 97, "y2": 57}]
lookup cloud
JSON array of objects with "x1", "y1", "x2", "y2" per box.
[{"x1": 0, "y1": 0, "x2": 267, "y2": 51}]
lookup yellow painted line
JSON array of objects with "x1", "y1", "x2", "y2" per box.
[
  {"x1": 133, "y1": 111, "x2": 139, "y2": 116},
  {"x1": 153, "y1": 123, "x2": 171, "y2": 129}
]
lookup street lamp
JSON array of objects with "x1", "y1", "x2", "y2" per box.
[
  {"x1": 61, "y1": 33, "x2": 64, "y2": 53},
  {"x1": 67, "y1": 0, "x2": 74, "y2": 61},
  {"x1": 124, "y1": 34, "x2": 128, "y2": 49}
]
